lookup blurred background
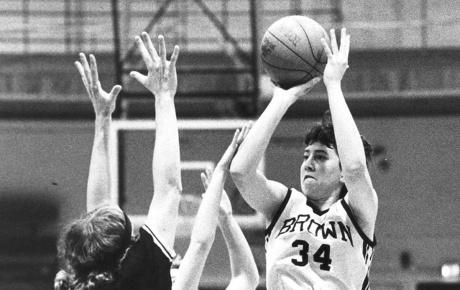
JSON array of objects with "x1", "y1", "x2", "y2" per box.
[{"x1": 0, "y1": 0, "x2": 459, "y2": 289}]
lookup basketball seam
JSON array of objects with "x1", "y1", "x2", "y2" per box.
[
  {"x1": 261, "y1": 57, "x2": 315, "y2": 75},
  {"x1": 267, "y1": 30, "x2": 322, "y2": 75},
  {"x1": 307, "y1": 47, "x2": 326, "y2": 78},
  {"x1": 294, "y1": 18, "x2": 327, "y2": 73}
]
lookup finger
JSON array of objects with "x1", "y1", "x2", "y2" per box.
[
  {"x1": 135, "y1": 35, "x2": 153, "y2": 68},
  {"x1": 75, "y1": 61, "x2": 88, "y2": 86},
  {"x1": 109, "y1": 85, "x2": 122, "y2": 100},
  {"x1": 206, "y1": 167, "x2": 214, "y2": 179},
  {"x1": 240, "y1": 124, "x2": 251, "y2": 144},
  {"x1": 130, "y1": 71, "x2": 148, "y2": 85},
  {"x1": 142, "y1": 32, "x2": 159, "y2": 65},
  {"x1": 247, "y1": 121, "x2": 253, "y2": 131},
  {"x1": 311, "y1": 77, "x2": 322, "y2": 85},
  {"x1": 169, "y1": 45, "x2": 180, "y2": 72},
  {"x1": 321, "y1": 38, "x2": 333, "y2": 59},
  {"x1": 329, "y1": 29, "x2": 338, "y2": 54},
  {"x1": 303, "y1": 77, "x2": 321, "y2": 90},
  {"x1": 89, "y1": 54, "x2": 100, "y2": 91},
  {"x1": 340, "y1": 28, "x2": 347, "y2": 51},
  {"x1": 344, "y1": 33, "x2": 351, "y2": 60},
  {"x1": 75, "y1": 61, "x2": 91, "y2": 96},
  {"x1": 231, "y1": 128, "x2": 241, "y2": 146},
  {"x1": 74, "y1": 61, "x2": 85, "y2": 79},
  {"x1": 79, "y1": 53, "x2": 91, "y2": 80},
  {"x1": 200, "y1": 172, "x2": 209, "y2": 190},
  {"x1": 238, "y1": 121, "x2": 251, "y2": 143},
  {"x1": 290, "y1": 77, "x2": 321, "y2": 96},
  {"x1": 158, "y1": 35, "x2": 167, "y2": 70}
]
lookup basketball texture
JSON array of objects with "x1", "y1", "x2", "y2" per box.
[{"x1": 261, "y1": 15, "x2": 330, "y2": 89}]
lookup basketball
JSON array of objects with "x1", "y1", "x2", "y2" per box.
[{"x1": 260, "y1": 15, "x2": 330, "y2": 89}]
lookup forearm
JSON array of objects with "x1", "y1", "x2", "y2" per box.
[
  {"x1": 87, "y1": 114, "x2": 112, "y2": 211},
  {"x1": 218, "y1": 214, "x2": 258, "y2": 282},
  {"x1": 152, "y1": 95, "x2": 182, "y2": 193},
  {"x1": 172, "y1": 241, "x2": 211, "y2": 290},
  {"x1": 172, "y1": 170, "x2": 227, "y2": 290},
  {"x1": 190, "y1": 169, "x2": 227, "y2": 244},
  {"x1": 326, "y1": 82, "x2": 367, "y2": 169},
  {"x1": 230, "y1": 96, "x2": 292, "y2": 218}
]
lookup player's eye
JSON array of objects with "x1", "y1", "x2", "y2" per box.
[{"x1": 315, "y1": 155, "x2": 327, "y2": 161}]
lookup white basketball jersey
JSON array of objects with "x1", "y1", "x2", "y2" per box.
[{"x1": 265, "y1": 188, "x2": 376, "y2": 290}]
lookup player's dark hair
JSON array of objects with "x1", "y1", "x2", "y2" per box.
[
  {"x1": 304, "y1": 111, "x2": 373, "y2": 198},
  {"x1": 55, "y1": 205, "x2": 134, "y2": 290},
  {"x1": 304, "y1": 111, "x2": 373, "y2": 164}
]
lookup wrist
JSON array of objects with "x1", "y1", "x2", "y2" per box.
[
  {"x1": 154, "y1": 91, "x2": 173, "y2": 100},
  {"x1": 324, "y1": 80, "x2": 342, "y2": 91},
  {"x1": 95, "y1": 113, "x2": 112, "y2": 121},
  {"x1": 271, "y1": 93, "x2": 295, "y2": 110}
]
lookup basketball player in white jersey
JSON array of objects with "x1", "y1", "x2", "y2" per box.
[{"x1": 230, "y1": 28, "x2": 378, "y2": 290}]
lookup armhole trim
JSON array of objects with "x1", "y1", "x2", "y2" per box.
[
  {"x1": 341, "y1": 199, "x2": 376, "y2": 247},
  {"x1": 265, "y1": 188, "x2": 292, "y2": 238},
  {"x1": 142, "y1": 225, "x2": 176, "y2": 261}
]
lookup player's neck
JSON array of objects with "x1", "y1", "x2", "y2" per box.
[{"x1": 306, "y1": 191, "x2": 341, "y2": 212}]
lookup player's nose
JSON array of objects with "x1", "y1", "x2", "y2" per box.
[{"x1": 303, "y1": 157, "x2": 315, "y2": 171}]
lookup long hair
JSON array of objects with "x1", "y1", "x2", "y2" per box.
[{"x1": 55, "y1": 205, "x2": 133, "y2": 290}]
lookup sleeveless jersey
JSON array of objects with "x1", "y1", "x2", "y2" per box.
[
  {"x1": 101, "y1": 224, "x2": 176, "y2": 290},
  {"x1": 265, "y1": 188, "x2": 376, "y2": 290}
]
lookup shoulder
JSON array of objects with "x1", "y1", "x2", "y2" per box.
[
  {"x1": 116, "y1": 225, "x2": 176, "y2": 290},
  {"x1": 136, "y1": 225, "x2": 176, "y2": 262}
]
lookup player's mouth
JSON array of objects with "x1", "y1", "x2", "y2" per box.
[{"x1": 304, "y1": 175, "x2": 316, "y2": 181}]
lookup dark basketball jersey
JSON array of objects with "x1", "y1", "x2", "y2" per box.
[
  {"x1": 102, "y1": 224, "x2": 175, "y2": 290},
  {"x1": 265, "y1": 188, "x2": 376, "y2": 290}
]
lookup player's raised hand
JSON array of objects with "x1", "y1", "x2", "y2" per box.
[
  {"x1": 75, "y1": 53, "x2": 121, "y2": 116},
  {"x1": 321, "y1": 28, "x2": 350, "y2": 85},
  {"x1": 272, "y1": 76, "x2": 321, "y2": 107},
  {"x1": 216, "y1": 122, "x2": 252, "y2": 172},
  {"x1": 130, "y1": 32, "x2": 180, "y2": 99}
]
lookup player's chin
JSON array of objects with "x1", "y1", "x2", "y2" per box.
[{"x1": 300, "y1": 183, "x2": 309, "y2": 196}]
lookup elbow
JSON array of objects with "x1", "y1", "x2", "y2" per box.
[
  {"x1": 343, "y1": 160, "x2": 368, "y2": 176},
  {"x1": 230, "y1": 161, "x2": 248, "y2": 182}
]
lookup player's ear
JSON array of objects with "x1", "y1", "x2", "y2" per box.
[
  {"x1": 338, "y1": 161, "x2": 345, "y2": 183},
  {"x1": 340, "y1": 173, "x2": 345, "y2": 183}
]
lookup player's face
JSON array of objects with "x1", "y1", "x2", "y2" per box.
[{"x1": 300, "y1": 142, "x2": 343, "y2": 199}]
